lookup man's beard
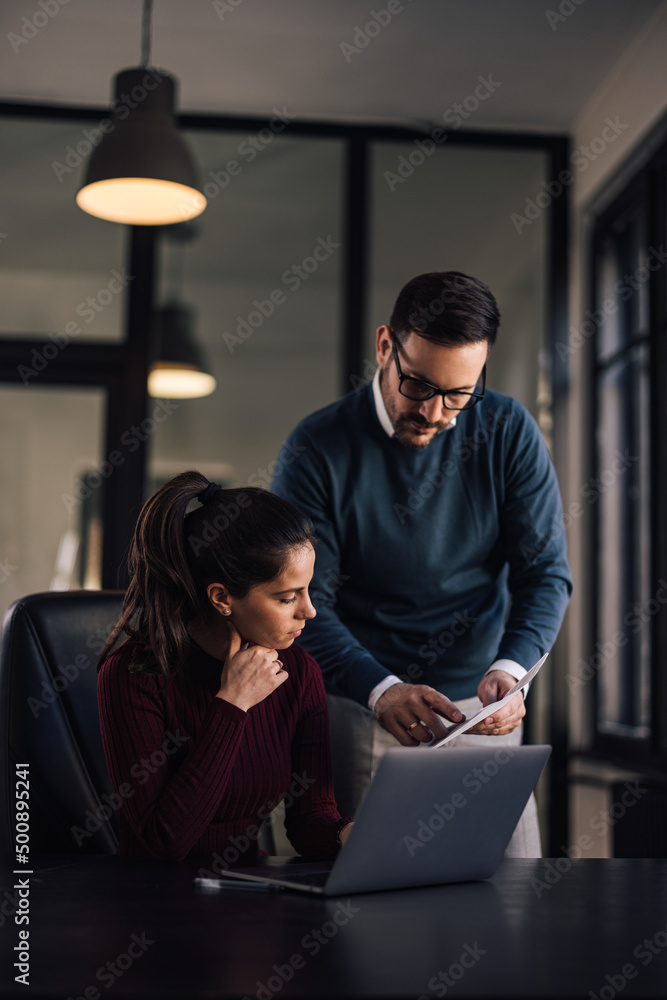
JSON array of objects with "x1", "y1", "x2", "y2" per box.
[
  {"x1": 380, "y1": 367, "x2": 451, "y2": 449},
  {"x1": 392, "y1": 413, "x2": 448, "y2": 449}
]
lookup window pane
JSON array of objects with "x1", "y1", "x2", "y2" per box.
[
  {"x1": 369, "y1": 143, "x2": 547, "y2": 420},
  {"x1": 597, "y1": 345, "x2": 651, "y2": 737},
  {"x1": 0, "y1": 118, "x2": 126, "y2": 342},
  {"x1": 0, "y1": 384, "x2": 106, "y2": 623},
  {"x1": 596, "y1": 205, "x2": 648, "y2": 363},
  {"x1": 148, "y1": 132, "x2": 344, "y2": 487}
]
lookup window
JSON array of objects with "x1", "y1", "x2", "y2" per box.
[{"x1": 590, "y1": 146, "x2": 667, "y2": 763}]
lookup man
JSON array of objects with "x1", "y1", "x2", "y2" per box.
[{"x1": 271, "y1": 271, "x2": 572, "y2": 856}]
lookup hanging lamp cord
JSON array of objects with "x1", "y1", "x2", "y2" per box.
[{"x1": 141, "y1": 0, "x2": 154, "y2": 68}]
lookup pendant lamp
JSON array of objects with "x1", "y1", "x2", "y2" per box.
[
  {"x1": 77, "y1": 0, "x2": 206, "y2": 226},
  {"x1": 148, "y1": 303, "x2": 216, "y2": 399}
]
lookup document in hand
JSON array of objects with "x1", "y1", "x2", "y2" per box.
[{"x1": 429, "y1": 652, "x2": 549, "y2": 749}]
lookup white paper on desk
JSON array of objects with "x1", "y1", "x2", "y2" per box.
[{"x1": 428, "y1": 652, "x2": 549, "y2": 749}]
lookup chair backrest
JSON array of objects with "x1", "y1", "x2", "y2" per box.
[{"x1": 0, "y1": 590, "x2": 125, "y2": 854}]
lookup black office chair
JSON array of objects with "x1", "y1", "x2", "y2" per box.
[
  {"x1": 0, "y1": 589, "x2": 277, "y2": 857},
  {"x1": 0, "y1": 590, "x2": 125, "y2": 855}
]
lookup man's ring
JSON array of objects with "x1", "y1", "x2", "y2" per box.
[{"x1": 408, "y1": 721, "x2": 420, "y2": 731}]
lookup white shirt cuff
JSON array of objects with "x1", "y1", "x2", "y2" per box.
[
  {"x1": 368, "y1": 675, "x2": 403, "y2": 712},
  {"x1": 484, "y1": 658, "x2": 530, "y2": 697},
  {"x1": 370, "y1": 660, "x2": 529, "y2": 712}
]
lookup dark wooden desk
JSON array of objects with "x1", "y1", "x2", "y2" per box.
[{"x1": 1, "y1": 855, "x2": 666, "y2": 999}]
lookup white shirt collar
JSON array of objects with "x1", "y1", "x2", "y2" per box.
[{"x1": 371, "y1": 366, "x2": 457, "y2": 439}]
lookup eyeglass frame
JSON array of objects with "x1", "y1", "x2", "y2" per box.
[{"x1": 388, "y1": 329, "x2": 487, "y2": 411}]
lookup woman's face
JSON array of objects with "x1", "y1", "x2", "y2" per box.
[{"x1": 222, "y1": 542, "x2": 317, "y2": 650}]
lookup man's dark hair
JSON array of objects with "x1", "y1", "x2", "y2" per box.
[{"x1": 389, "y1": 271, "x2": 500, "y2": 348}]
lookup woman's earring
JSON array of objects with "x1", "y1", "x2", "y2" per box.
[{"x1": 222, "y1": 609, "x2": 231, "y2": 616}]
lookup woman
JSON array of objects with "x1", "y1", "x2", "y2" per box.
[{"x1": 97, "y1": 470, "x2": 353, "y2": 863}]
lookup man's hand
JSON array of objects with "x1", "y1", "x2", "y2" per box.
[
  {"x1": 469, "y1": 670, "x2": 525, "y2": 736},
  {"x1": 375, "y1": 683, "x2": 464, "y2": 747}
]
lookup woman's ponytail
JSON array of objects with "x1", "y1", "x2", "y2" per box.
[
  {"x1": 98, "y1": 470, "x2": 210, "y2": 676},
  {"x1": 99, "y1": 470, "x2": 316, "y2": 677}
]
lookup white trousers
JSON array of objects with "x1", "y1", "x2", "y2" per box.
[{"x1": 326, "y1": 692, "x2": 542, "y2": 858}]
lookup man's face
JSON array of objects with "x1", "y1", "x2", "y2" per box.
[{"x1": 375, "y1": 326, "x2": 488, "y2": 449}]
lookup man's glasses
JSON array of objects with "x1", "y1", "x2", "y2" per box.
[{"x1": 390, "y1": 332, "x2": 486, "y2": 411}]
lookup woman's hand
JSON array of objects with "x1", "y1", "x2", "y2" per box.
[{"x1": 216, "y1": 623, "x2": 288, "y2": 711}]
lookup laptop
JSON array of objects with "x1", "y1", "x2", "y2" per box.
[{"x1": 210, "y1": 743, "x2": 551, "y2": 895}]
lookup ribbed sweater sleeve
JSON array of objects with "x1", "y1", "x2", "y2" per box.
[{"x1": 98, "y1": 649, "x2": 248, "y2": 862}]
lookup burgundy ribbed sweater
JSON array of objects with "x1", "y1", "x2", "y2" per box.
[{"x1": 97, "y1": 638, "x2": 349, "y2": 863}]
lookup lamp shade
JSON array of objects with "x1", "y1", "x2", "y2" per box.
[
  {"x1": 77, "y1": 68, "x2": 206, "y2": 225},
  {"x1": 148, "y1": 303, "x2": 216, "y2": 399}
]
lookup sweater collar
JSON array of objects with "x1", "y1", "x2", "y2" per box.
[{"x1": 371, "y1": 366, "x2": 457, "y2": 439}]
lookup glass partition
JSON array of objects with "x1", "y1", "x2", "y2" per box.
[
  {"x1": 148, "y1": 132, "x2": 344, "y2": 488},
  {"x1": 0, "y1": 384, "x2": 106, "y2": 622},
  {"x1": 0, "y1": 117, "x2": 126, "y2": 342},
  {"x1": 369, "y1": 142, "x2": 548, "y2": 421}
]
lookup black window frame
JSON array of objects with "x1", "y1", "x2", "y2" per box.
[{"x1": 588, "y1": 132, "x2": 667, "y2": 770}]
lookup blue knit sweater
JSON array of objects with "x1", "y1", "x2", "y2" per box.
[{"x1": 272, "y1": 383, "x2": 572, "y2": 707}]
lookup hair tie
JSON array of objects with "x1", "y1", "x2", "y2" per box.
[{"x1": 197, "y1": 481, "x2": 221, "y2": 505}]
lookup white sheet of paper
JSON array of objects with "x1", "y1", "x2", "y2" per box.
[{"x1": 428, "y1": 652, "x2": 549, "y2": 749}]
